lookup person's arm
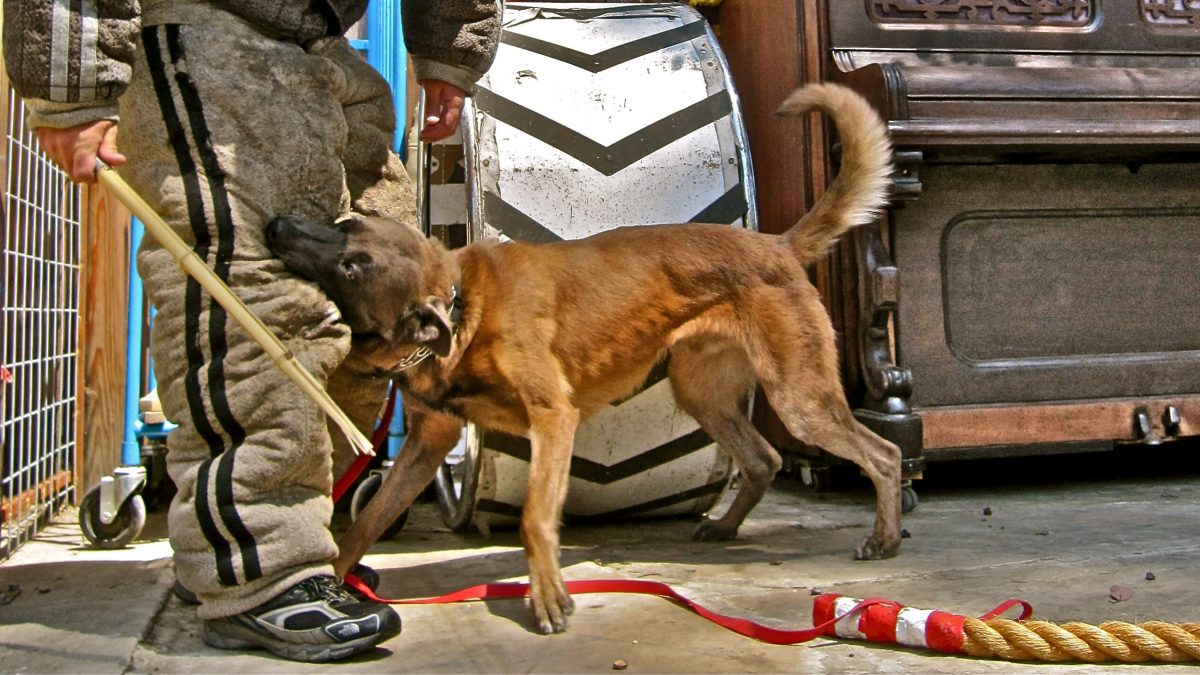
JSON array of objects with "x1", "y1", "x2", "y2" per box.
[
  {"x1": 402, "y1": 0, "x2": 501, "y2": 95},
  {"x1": 2, "y1": 0, "x2": 139, "y2": 181},
  {"x1": 403, "y1": 1, "x2": 501, "y2": 142}
]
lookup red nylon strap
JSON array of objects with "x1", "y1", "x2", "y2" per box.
[
  {"x1": 332, "y1": 385, "x2": 398, "y2": 503},
  {"x1": 979, "y1": 598, "x2": 1033, "y2": 622},
  {"x1": 344, "y1": 572, "x2": 899, "y2": 645},
  {"x1": 927, "y1": 599, "x2": 1031, "y2": 653}
]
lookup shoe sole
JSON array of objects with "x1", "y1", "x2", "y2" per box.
[{"x1": 203, "y1": 619, "x2": 399, "y2": 663}]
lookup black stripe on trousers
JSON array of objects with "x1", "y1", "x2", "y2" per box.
[
  {"x1": 164, "y1": 25, "x2": 261, "y2": 584},
  {"x1": 144, "y1": 25, "x2": 261, "y2": 585}
]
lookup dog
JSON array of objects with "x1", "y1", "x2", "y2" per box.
[{"x1": 265, "y1": 82, "x2": 901, "y2": 635}]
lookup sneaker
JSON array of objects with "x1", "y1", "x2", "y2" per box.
[
  {"x1": 202, "y1": 575, "x2": 401, "y2": 662},
  {"x1": 344, "y1": 563, "x2": 381, "y2": 600},
  {"x1": 175, "y1": 563, "x2": 381, "y2": 606},
  {"x1": 172, "y1": 578, "x2": 200, "y2": 605}
]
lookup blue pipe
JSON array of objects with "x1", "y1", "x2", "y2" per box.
[
  {"x1": 387, "y1": 390, "x2": 405, "y2": 460},
  {"x1": 367, "y1": 0, "x2": 409, "y2": 155},
  {"x1": 368, "y1": 0, "x2": 409, "y2": 459},
  {"x1": 120, "y1": 217, "x2": 146, "y2": 468}
]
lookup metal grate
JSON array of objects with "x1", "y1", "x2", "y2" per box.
[{"x1": 1, "y1": 88, "x2": 81, "y2": 560}]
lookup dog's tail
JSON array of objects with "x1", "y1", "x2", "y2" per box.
[{"x1": 775, "y1": 83, "x2": 892, "y2": 266}]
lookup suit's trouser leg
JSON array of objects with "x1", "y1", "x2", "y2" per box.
[{"x1": 118, "y1": 15, "x2": 407, "y2": 619}]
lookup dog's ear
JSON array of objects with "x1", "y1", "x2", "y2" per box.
[{"x1": 411, "y1": 301, "x2": 453, "y2": 357}]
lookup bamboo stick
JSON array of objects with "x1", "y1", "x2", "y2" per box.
[{"x1": 95, "y1": 162, "x2": 374, "y2": 456}]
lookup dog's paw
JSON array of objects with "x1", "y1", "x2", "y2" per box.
[
  {"x1": 853, "y1": 535, "x2": 900, "y2": 561},
  {"x1": 529, "y1": 580, "x2": 575, "y2": 634},
  {"x1": 692, "y1": 519, "x2": 738, "y2": 542}
]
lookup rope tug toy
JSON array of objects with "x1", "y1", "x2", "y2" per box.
[{"x1": 816, "y1": 594, "x2": 1200, "y2": 663}]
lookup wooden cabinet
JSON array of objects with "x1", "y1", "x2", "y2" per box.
[{"x1": 706, "y1": 0, "x2": 1200, "y2": 482}]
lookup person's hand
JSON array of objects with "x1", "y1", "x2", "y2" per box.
[
  {"x1": 419, "y1": 80, "x2": 467, "y2": 142},
  {"x1": 36, "y1": 120, "x2": 126, "y2": 183}
]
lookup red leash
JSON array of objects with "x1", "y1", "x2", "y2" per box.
[
  {"x1": 342, "y1": 571, "x2": 1030, "y2": 646},
  {"x1": 333, "y1": 387, "x2": 1033, "y2": 647},
  {"x1": 332, "y1": 385, "x2": 398, "y2": 503}
]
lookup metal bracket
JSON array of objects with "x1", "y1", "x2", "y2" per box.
[
  {"x1": 1132, "y1": 406, "x2": 1164, "y2": 446},
  {"x1": 99, "y1": 466, "x2": 147, "y2": 525},
  {"x1": 891, "y1": 150, "x2": 923, "y2": 202},
  {"x1": 1162, "y1": 405, "x2": 1182, "y2": 438}
]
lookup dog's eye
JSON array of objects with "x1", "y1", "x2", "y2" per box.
[{"x1": 340, "y1": 252, "x2": 372, "y2": 281}]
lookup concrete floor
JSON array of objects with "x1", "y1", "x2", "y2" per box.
[{"x1": 2, "y1": 446, "x2": 1199, "y2": 673}]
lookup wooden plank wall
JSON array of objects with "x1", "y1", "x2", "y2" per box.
[{"x1": 77, "y1": 186, "x2": 131, "y2": 498}]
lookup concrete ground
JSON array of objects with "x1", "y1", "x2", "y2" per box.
[{"x1": 2, "y1": 446, "x2": 1199, "y2": 673}]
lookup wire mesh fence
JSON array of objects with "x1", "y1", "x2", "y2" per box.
[{"x1": 1, "y1": 87, "x2": 81, "y2": 560}]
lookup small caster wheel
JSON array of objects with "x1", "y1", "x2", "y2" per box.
[
  {"x1": 79, "y1": 486, "x2": 146, "y2": 549},
  {"x1": 901, "y1": 484, "x2": 919, "y2": 513},
  {"x1": 350, "y1": 472, "x2": 408, "y2": 539}
]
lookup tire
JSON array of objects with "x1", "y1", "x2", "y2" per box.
[
  {"x1": 79, "y1": 486, "x2": 146, "y2": 549},
  {"x1": 349, "y1": 472, "x2": 408, "y2": 539},
  {"x1": 434, "y1": 423, "x2": 481, "y2": 532}
]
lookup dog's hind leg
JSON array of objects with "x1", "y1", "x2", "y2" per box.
[
  {"x1": 669, "y1": 337, "x2": 779, "y2": 542},
  {"x1": 808, "y1": 421, "x2": 902, "y2": 560},
  {"x1": 744, "y1": 288, "x2": 902, "y2": 557},
  {"x1": 753, "y1": 316, "x2": 903, "y2": 560}
]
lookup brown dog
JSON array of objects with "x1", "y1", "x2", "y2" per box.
[{"x1": 266, "y1": 82, "x2": 900, "y2": 634}]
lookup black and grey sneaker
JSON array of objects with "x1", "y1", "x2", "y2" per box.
[
  {"x1": 173, "y1": 578, "x2": 200, "y2": 605},
  {"x1": 344, "y1": 563, "x2": 381, "y2": 600},
  {"x1": 202, "y1": 575, "x2": 401, "y2": 662}
]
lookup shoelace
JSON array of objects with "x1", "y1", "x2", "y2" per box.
[{"x1": 297, "y1": 576, "x2": 356, "y2": 605}]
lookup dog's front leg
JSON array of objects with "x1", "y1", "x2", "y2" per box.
[
  {"x1": 522, "y1": 405, "x2": 580, "y2": 634},
  {"x1": 333, "y1": 402, "x2": 464, "y2": 578}
]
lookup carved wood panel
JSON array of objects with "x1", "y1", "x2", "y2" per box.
[{"x1": 869, "y1": 1, "x2": 1092, "y2": 28}]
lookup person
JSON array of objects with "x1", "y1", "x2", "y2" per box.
[{"x1": 3, "y1": 0, "x2": 500, "y2": 663}]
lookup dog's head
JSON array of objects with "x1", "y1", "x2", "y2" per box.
[{"x1": 265, "y1": 213, "x2": 456, "y2": 359}]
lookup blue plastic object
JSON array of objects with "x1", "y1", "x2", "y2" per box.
[
  {"x1": 358, "y1": 0, "x2": 409, "y2": 459},
  {"x1": 119, "y1": 217, "x2": 145, "y2": 468},
  {"x1": 124, "y1": 218, "x2": 174, "y2": 457}
]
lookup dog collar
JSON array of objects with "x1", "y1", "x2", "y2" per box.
[
  {"x1": 382, "y1": 285, "x2": 463, "y2": 377},
  {"x1": 387, "y1": 285, "x2": 461, "y2": 375},
  {"x1": 391, "y1": 345, "x2": 432, "y2": 372},
  {"x1": 449, "y1": 283, "x2": 464, "y2": 331}
]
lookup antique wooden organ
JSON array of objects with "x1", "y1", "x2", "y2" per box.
[{"x1": 710, "y1": 0, "x2": 1200, "y2": 495}]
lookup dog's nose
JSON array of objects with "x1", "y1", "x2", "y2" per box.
[
  {"x1": 265, "y1": 215, "x2": 299, "y2": 245},
  {"x1": 265, "y1": 217, "x2": 282, "y2": 244}
]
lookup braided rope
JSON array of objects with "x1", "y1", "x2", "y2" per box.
[{"x1": 961, "y1": 618, "x2": 1200, "y2": 662}]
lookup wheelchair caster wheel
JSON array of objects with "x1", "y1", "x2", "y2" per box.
[
  {"x1": 901, "y1": 485, "x2": 919, "y2": 514},
  {"x1": 350, "y1": 472, "x2": 408, "y2": 539},
  {"x1": 79, "y1": 486, "x2": 146, "y2": 549}
]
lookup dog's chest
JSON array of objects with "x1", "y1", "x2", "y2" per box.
[{"x1": 397, "y1": 368, "x2": 529, "y2": 436}]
